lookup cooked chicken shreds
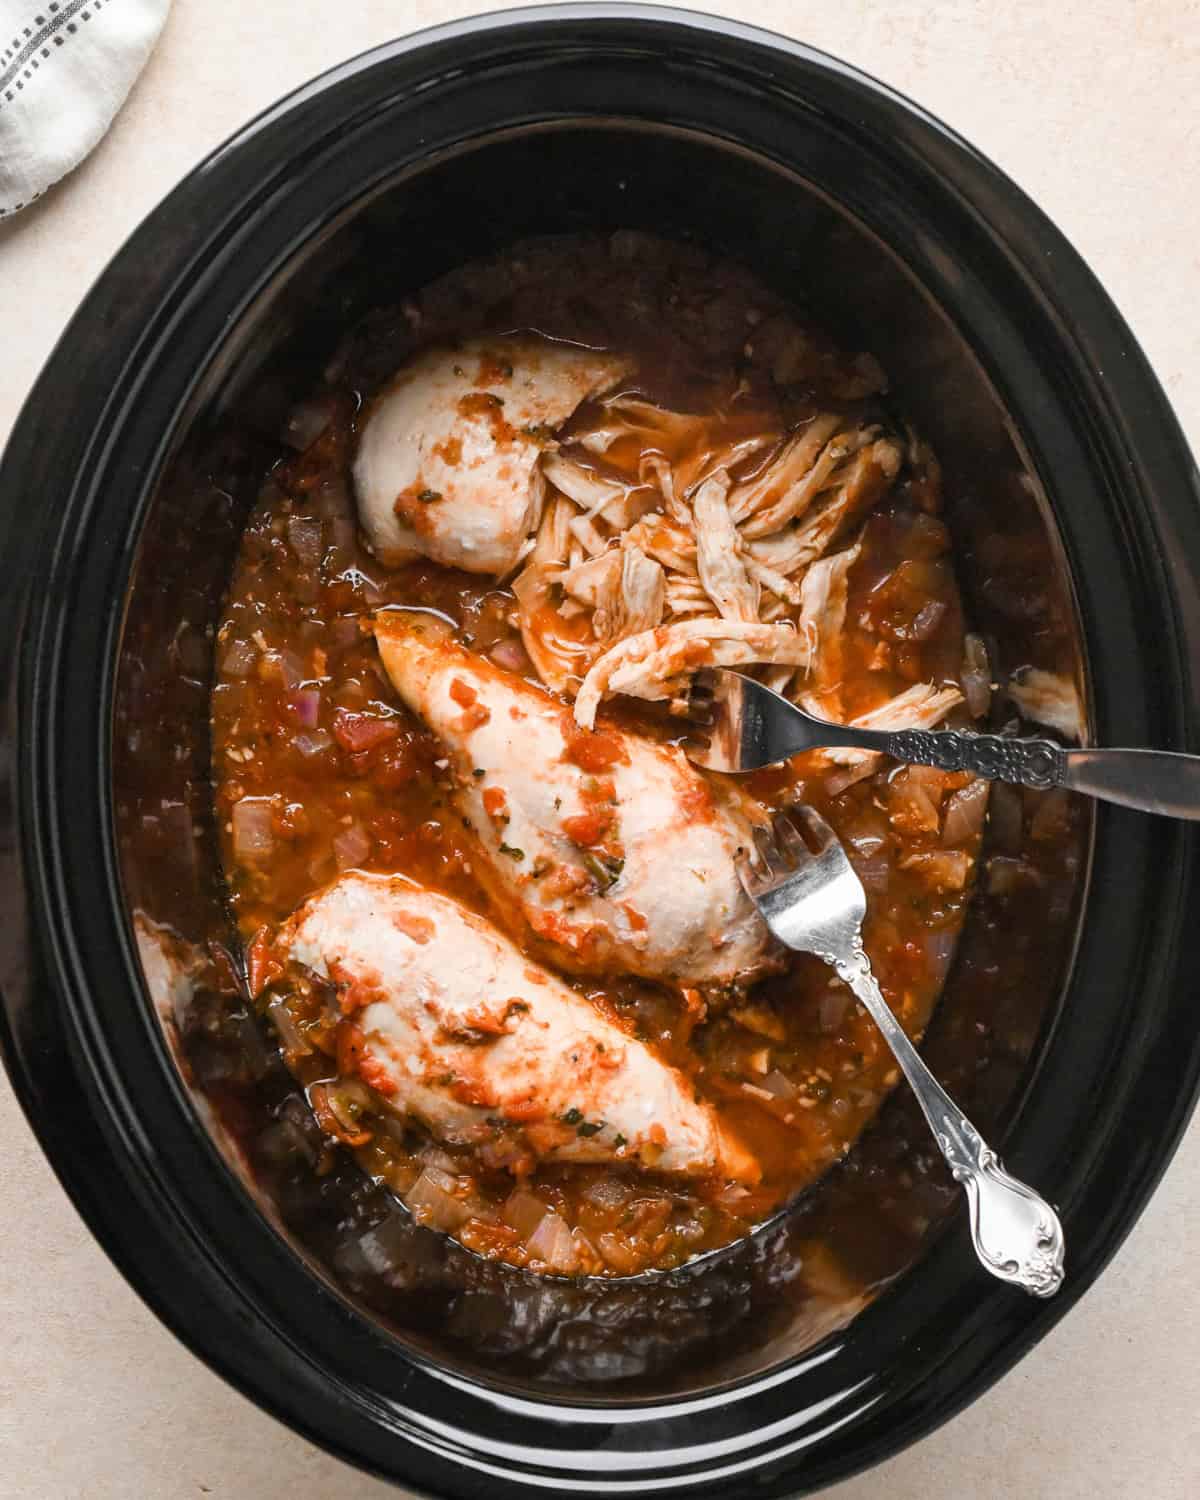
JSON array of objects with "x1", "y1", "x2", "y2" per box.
[
  {"x1": 372, "y1": 611, "x2": 780, "y2": 990},
  {"x1": 599, "y1": 547, "x2": 666, "y2": 642},
  {"x1": 279, "y1": 873, "x2": 760, "y2": 1183},
  {"x1": 1007, "y1": 667, "x2": 1084, "y2": 739},
  {"x1": 621, "y1": 516, "x2": 697, "y2": 575},
  {"x1": 739, "y1": 426, "x2": 879, "y2": 541},
  {"x1": 742, "y1": 554, "x2": 801, "y2": 606},
  {"x1": 692, "y1": 472, "x2": 760, "y2": 622},
  {"x1": 793, "y1": 540, "x2": 863, "y2": 720},
  {"x1": 744, "y1": 438, "x2": 902, "y2": 578},
  {"x1": 512, "y1": 497, "x2": 582, "y2": 693},
  {"x1": 603, "y1": 395, "x2": 781, "y2": 500},
  {"x1": 575, "y1": 619, "x2": 812, "y2": 730},
  {"x1": 541, "y1": 451, "x2": 655, "y2": 534},
  {"x1": 818, "y1": 681, "x2": 965, "y2": 791},
  {"x1": 727, "y1": 413, "x2": 843, "y2": 525},
  {"x1": 353, "y1": 336, "x2": 630, "y2": 575},
  {"x1": 560, "y1": 546, "x2": 665, "y2": 643}
]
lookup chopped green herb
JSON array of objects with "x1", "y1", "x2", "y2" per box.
[
  {"x1": 472, "y1": 767, "x2": 486, "y2": 778},
  {"x1": 553, "y1": 796, "x2": 562, "y2": 810},
  {"x1": 436, "y1": 1072, "x2": 457, "y2": 1087},
  {"x1": 613, "y1": 1133, "x2": 628, "y2": 1149},
  {"x1": 453, "y1": 364, "x2": 465, "y2": 376},
  {"x1": 417, "y1": 489, "x2": 442, "y2": 503},
  {"x1": 577, "y1": 1120, "x2": 604, "y2": 1138},
  {"x1": 498, "y1": 842, "x2": 525, "y2": 860},
  {"x1": 561, "y1": 1107, "x2": 583, "y2": 1126},
  {"x1": 583, "y1": 851, "x2": 624, "y2": 891}
]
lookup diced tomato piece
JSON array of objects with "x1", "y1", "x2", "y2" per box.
[
  {"x1": 336, "y1": 1020, "x2": 366, "y2": 1077},
  {"x1": 246, "y1": 925, "x2": 283, "y2": 998},
  {"x1": 560, "y1": 713, "x2": 628, "y2": 771},
  {"x1": 482, "y1": 786, "x2": 509, "y2": 821},
  {"x1": 358, "y1": 1051, "x2": 397, "y2": 1097},
  {"x1": 562, "y1": 809, "x2": 611, "y2": 846},
  {"x1": 449, "y1": 677, "x2": 478, "y2": 707}
]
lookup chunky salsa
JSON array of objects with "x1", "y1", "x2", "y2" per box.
[{"x1": 211, "y1": 235, "x2": 990, "y2": 1279}]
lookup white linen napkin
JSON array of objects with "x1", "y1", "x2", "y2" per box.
[{"x1": 0, "y1": 0, "x2": 171, "y2": 219}]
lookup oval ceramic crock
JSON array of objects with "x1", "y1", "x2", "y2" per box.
[{"x1": 1, "y1": 7, "x2": 1198, "y2": 1497}]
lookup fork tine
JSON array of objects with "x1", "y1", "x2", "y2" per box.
[
  {"x1": 749, "y1": 822, "x2": 786, "y2": 880},
  {"x1": 771, "y1": 813, "x2": 809, "y2": 868},
  {"x1": 786, "y1": 803, "x2": 840, "y2": 853}
]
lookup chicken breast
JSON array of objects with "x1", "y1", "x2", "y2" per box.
[
  {"x1": 373, "y1": 611, "x2": 781, "y2": 990},
  {"x1": 353, "y1": 336, "x2": 631, "y2": 575},
  {"x1": 279, "y1": 872, "x2": 758, "y2": 1183}
]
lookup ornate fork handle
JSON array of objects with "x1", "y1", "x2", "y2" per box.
[
  {"x1": 831, "y1": 947, "x2": 1065, "y2": 1297},
  {"x1": 885, "y1": 726, "x2": 1064, "y2": 790},
  {"x1": 879, "y1": 725, "x2": 1200, "y2": 817}
]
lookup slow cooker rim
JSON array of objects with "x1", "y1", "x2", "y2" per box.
[{"x1": 2, "y1": 8, "x2": 1198, "y2": 1497}]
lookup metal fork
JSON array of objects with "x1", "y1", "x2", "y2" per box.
[
  {"x1": 740, "y1": 806, "x2": 1065, "y2": 1297},
  {"x1": 685, "y1": 669, "x2": 1200, "y2": 818}
]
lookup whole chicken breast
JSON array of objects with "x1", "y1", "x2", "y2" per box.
[
  {"x1": 278, "y1": 872, "x2": 758, "y2": 1183},
  {"x1": 353, "y1": 336, "x2": 631, "y2": 575},
  {"x1": 373, "y1": 611, "x2": 781, "y2": 990}
]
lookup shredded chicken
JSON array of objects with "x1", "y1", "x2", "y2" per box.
[
  {"x1": 818, "y1": 682, "x2": 965, "y2": 790},
  {"x1": 794, "y1": 540, "x2": 862, "y2": 720},
  {"x1": 1007, "y1": 667, "x2": 1084, "y2": 739},
  {"x1": 745, "y1": 439, "x2": 902, "y2": 577},
  {"x1": 692, "y1": 472, "x2": 760, "y2": 622},
  {"x1": 592, "y1": 547, "x2": 666, "y2": 643},
  {"x1": 727, "y1": 413, "x2": 843, "y2": 524},
  {"x1": 511, "y1": 497, "x2": 580, "y2": 693},
  {"x1": 575, "y1": 619, "x2": 812, "y2": 729},
  {"x1": 412, "y1": 363, "x2": 918, "y2": 718}
]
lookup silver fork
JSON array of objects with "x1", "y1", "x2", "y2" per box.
[
  {"x1": 740, "y1": 806, "x2": 1065, "y2": 1298},
  {"x1": 684, "y1": 668, "x2": 1200, "y2": 818}
]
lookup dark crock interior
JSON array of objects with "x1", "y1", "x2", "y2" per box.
[
  {"x1": 114, "y1": 121, "x2": 1091, "y2": 1397},
  {"x1": 3, "y1": 12, "x2": 1198, "y2": 1497}
]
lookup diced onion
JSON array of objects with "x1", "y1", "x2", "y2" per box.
[
  {"x1": 501, "y1": 1188, "x2": 550, "y2": 1240},
  {"x1": 961, "y1": 633, "x2": 992, "y2": 718},
  {"x1": 910, "y1": 600, "x2": 948, "y2": 641},
  {"x1": 817, "y1": 986, "x2": 851, "y2": 1033},
  {"x1": 333, "y1": 823, "x2": 372, "y2": 871},
  {"x1": 293, "y1": 729, "x2": 333, "y2": 758},
  {"x1": 260, "y1": 647, "x2": 306, "y2": 690},
  {"x1": 221, "y1": 637, "x2": 257, "y2": 678},
  {"x1": 288, "y1": 688, "x2": 322, "y2": 726},
  {"x1": 761, "y1": 1068, "x2": 797, "y2": 1099},
  {"x1": 231, "y1": 798, "x2": 275, "y2": 861},
  {"x1": 405, "y1": 1168, "x2": 471, "y2": 1232},
  {"x1": 525, "y1": 1210, "x2": 577, "y2": 1272},
  {"x1": 489, "y1": 637, "x2": 532, "y2": 674},
  {"x1": 942, "y1": 778, "x2": 989, "y2": 847}
]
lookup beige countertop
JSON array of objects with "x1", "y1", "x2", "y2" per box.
[{"x1": 1, "y1": 3, "x2": 1197, "y2": 1497}]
